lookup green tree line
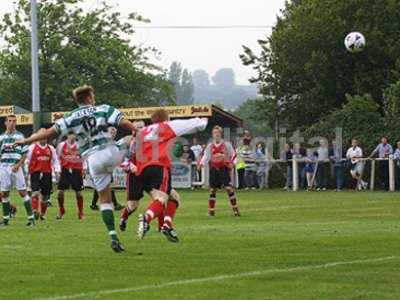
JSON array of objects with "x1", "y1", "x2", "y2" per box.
[
  {"x1": 0, "y1": 0, "x2": 175, "y2": 112},
  {"x1": 241, "y1": 0, "x2": 400, "y2": 150}
]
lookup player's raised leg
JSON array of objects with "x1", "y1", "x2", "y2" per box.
[{"x1": 160, "y1": 189, "x2": 181, "y2": 242}]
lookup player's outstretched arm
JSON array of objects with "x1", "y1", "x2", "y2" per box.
[
  {"x1": 16, "y1": 127, "x2": 58, "y2": 145},
  {"x1": 169, "y1": 117, "x2": 208, "y2": 137},
  {"x1": 119, "y1": 119, "x2": 138, "y2": 134}
]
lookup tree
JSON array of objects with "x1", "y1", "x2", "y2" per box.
[
  {"x1": 383, "y1": 80, "x2": 400, "y2": 141},
  {"x1": 234, "y1": 99, "x2": 273, "y2": 136},
  {"x1": 212, "y1": 68, "x2": 235, "y2": 89},
  {"x1": 168, "y1": 61, "x2": 194, "y2": 105},
  {"x1": 168, "y1": 61, "x2": 183, "y2": 100},
  {"x1": 192, "y1": 69, "x2": 210, "y2": 89},
  {"x1": 305, "y1": 94, "x2": 384, "y2": 151},
  {"x1": 180, "y1": 69, "x2": 194, "y2": 105},
  {"x1": 0, "y1": 0, "x2": 175, "y2": 111},
  {"x1": 241, "y1": 0, "x2": 400, "y2": 131}
]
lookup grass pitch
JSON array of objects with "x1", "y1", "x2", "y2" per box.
[{"x1": 1, "y1": 190, "x2": 400, "y2": 300}]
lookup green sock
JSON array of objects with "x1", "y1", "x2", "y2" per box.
[
  {"x1": 23, "y1": 198, "x2": 34, "y2": 220},
  {"x1": 2, "y1": 200, "x2": 10, "y2": 222},
  {"x1": 101, "y1": 209, "x2": 119, "y2": 241}
]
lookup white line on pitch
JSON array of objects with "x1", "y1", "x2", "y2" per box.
[{"x1": 36, "y1": 256, "x2": 398, "y2": 300}]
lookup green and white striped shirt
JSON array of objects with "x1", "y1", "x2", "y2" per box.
[
  {"x1": 53, "y1": 104, "x2": 124, "y2": 157},
  {"x1": 0, "y1": 131, "x2": 29, "y2": 166}
]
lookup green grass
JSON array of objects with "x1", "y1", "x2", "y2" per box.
[{"x1": 1, "y1": 190, "x2": 400, "y2": 300}]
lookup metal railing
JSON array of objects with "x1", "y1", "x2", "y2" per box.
[{"x1": 194, "y1": 157, "x2": 398, "y2": 191}]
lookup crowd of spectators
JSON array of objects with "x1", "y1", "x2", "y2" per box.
[
  {"x1": 280, "y1": 136, "x2": 398, "y2": 191},
  {"x1": 175, "y1": 130, "x2": 400, "y2": 191}
]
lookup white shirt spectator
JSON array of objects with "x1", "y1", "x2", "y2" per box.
[
  {"x1": 346, "y1": 146, "x2": 363, "y2": 164},
  {"x1": 317, "y1": 146, "x2": 329, "y2": 161},
  {"x1": 191, "y1": 144, "x2": 203, "y2": 160}
]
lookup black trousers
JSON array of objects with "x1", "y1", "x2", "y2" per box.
[
  {"x1": 316, "y1": 162, "x2": 329, "y2": 189},
  {"x1": 237, "y1": 168, "x2": 245, "y2": 189},
  {"x1": 378, "y1": 161, "x2": 389, "y2": 190}
]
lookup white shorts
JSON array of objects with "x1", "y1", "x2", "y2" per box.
[
  {"x1": 350, "y1": 162, "x2": 364, "y2": 176},
  {"x1": 86, "y1": 145, "x2": 126, "y2": 192},
  {"x1": 0, "y1": 165, "x2": 27, "y2": 192}
]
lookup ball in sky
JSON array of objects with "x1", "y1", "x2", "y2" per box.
[{"x1": 344, "y1": 32, "x2": 366, "y2": 53}]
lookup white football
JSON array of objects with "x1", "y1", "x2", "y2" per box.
[{"x1": 345, "y1": 32, "x2": 366, "y2": 53}]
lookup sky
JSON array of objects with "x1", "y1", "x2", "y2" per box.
[{"x1": 0, "y1": 0, "x2": 286, "y2": 84}]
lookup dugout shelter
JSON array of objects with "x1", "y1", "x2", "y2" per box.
[{"x1": 0, "y1": 104, "x2": 243, "y2": 138}]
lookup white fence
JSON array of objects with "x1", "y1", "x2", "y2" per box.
[
  {"x1": 290, "y1": 157, "x2": 395, "y2": 191},
  {"x1": 84, "y1": 158, "x2": 398, "y2": 191}
]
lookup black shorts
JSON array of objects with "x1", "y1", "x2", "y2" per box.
[
  {"x1": 58, "y1": 167, "x2": 83, "y2": 191},
  {"x1": 30, "y1": 172, "x2": 53, "y2": 196},
  {"x1": 128, "y1": 166, "x2": 171, "y2": 201},
  {"x1": 209, "y1": 167, "x2": 232, "y2": 189}
]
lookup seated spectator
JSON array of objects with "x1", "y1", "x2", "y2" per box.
[
  {"x1": 305, "y1": 148, "x2": 317, "y2": 190},
  {"x1": 346, "y1": 139, "x2": 368, "y2": 190},
  {"x1": 242, "y1": 145, "x2": 257, "y2": 190},
  {"x1": 369, "y1": 136, "x2": 393, "y2": 190}
]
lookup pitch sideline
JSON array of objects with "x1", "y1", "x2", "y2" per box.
[{"x1": 36, "y1": 256, "x2": 398, "y2": 300}]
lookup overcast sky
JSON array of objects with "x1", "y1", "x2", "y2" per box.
[{"x1": 0, "y1": 0, "x2": 286, "y2": 84}]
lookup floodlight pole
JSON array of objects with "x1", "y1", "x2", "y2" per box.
[{"x1": 31, "y1": 0, "x2": 41, "y2": 132}]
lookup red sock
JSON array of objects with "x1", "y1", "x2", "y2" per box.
[
  {"x1": 120, "y1": 207, "x2": 129, "y2": 221},
  {"x1": 157, "y1": 212, "x2": 165, "y2": 231},
  {"x1": 209, "y1": 194, "x2": 216, "y2": 212},
  {"x1": 32, "y1": 195, "x2": 39, "y2": 211},
  {"x1": 40, "y1": 201, "x2": 48, "y2": 216},
  {"x1": 58, "y1": 193, "x2": 65, "y2": 215},
  {"x1": 145, "y1": 200, "x2": 164, "y2": 224},
  {"x1": 120, "y1": 206, "x2": 135, "y2": 222},
  {"x1": 228, "y1": 192, "x2": 237, "y2": 207},
  {"x1": 76, "y1": 195, "x2": 84, "y2": 216},
  {"x1": 163, "y1": 200, "x2": 178, "y2": 228}
]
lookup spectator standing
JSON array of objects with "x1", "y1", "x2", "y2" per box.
[
  {"x1": 295, "y1": 143, "x2": 307, "y2": 189},
  {"x1": 191, "y1": 138, "x2": 203, "y2": 183},
  {"x1": 346, "y1": 139, "x2": 368, "y2": 190},
  {"x1": 393, "y1": 141, "x2": 400, "y2": 190},
  {"x1": 181, "y1": 144, "x2": 195, "y2": 164},
  {"x1": 242, "y1": 130, "x2": 252, "y2": 146},
  {"x1": 305, "y1": 148, "x2": 317, "y2": 190},
  {"x1": 242, "y1": 145, "x2": 257, "y2": 189},
  {"x1": 316, "y1": 139, "x2": 329, "y2": 191},
  {"x1": 282, "y1": 143, "x2": 293, "y2": 190},
  {"x1": 190, "y1": 137, "x2": 203, "y2": 161},
  {"x1": 181, "y1": 144, "x2": 196, "y2": 185},
  {"x1": 235, "y1": 142, "x2": 247, "y2": 189},
  {"x1": 254, "y1": 143, "x2": 267, "y2": 189},
  {"x1": 369, "y1": 137, "x2": 393, "y2": 190},
  {"x1": 330, "y1": 140, "x2": 346, "y2": 191}
]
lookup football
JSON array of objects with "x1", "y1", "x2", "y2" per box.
[{"x1": 345, "y1": 32, "x2": 366, "y2": 53}]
